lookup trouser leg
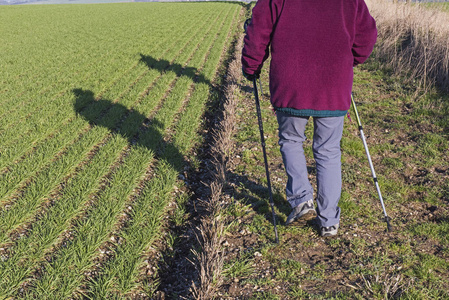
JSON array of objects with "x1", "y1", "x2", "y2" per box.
[
  {"x1": 276, "y1": 111, "x2": 314, "y2": 208},
  {"x1": 312, "y1": 116, "x2": 344, "y2": 227}
]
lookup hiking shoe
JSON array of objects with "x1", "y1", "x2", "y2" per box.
[
  {"x1": 285, "y1": 200, "x2": 316, "y2": 225},
  {"x1": 320, "y1": 223, "x2": 339, "y2": 237}
]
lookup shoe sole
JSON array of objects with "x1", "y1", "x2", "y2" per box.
[
  {"x1": 321, "y1": 232, "x2": 338, "y2": 237},
  {"x1": 286, "y1": 210, "x2": 317, "y2": 225},
  {"x1": 321, "y1": 225, "x2": 339, "y2": 237}
]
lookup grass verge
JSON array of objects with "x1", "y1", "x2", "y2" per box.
[{"x1": 213, "y1": 13, "x2": 449, "y2": 299}]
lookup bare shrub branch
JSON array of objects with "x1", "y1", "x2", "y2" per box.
[{"x1": 356, "y1": 270, "x2": 414, "y2": 299}]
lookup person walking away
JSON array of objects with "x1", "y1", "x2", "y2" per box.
[{"x1": 241, "y1": 0, "x2": 377, "y2": 237}]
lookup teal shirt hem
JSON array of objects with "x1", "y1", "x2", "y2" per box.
[{"x1": 275, "y1": 107, "x2": 348, "y2": 117}]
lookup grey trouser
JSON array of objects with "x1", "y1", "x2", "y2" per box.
[{"x1": 276, "y1": 111, "x2": 344, "y2": 227}]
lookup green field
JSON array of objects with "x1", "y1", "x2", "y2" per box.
[
  {"x1": 424, "y1": 1, "x2": 449, "y2": 11},
  {"x1": 0, "y1": 2, "x2": 242, "y2": 298}
]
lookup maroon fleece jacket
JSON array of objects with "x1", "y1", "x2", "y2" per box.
[{"x1": 242, "y1": 0, "x2": 377, "y2": 117}]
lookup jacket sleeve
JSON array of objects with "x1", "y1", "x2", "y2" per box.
[
  {"x1": 241, "y1": 0, "x2": 284, "y2": 75},
  {"x1": 352, "y1": 0, "x2": 377, "y2": 66}
]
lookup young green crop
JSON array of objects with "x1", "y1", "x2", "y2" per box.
[
  {"x1": 0, "y1": 2, "x2": 242, "y2": 298},
  {"x1": 85, "y1": 7, "x2": 239, "y2": 297}
]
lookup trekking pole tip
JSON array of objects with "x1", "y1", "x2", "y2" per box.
[{"x1": 385, "y1": 216, "x2": 393, "y2": 232}]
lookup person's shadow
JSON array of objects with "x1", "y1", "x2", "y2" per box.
[
  {"x1": 73, "y1": 52, "x2": 215, "y2": 171},
  {"x1": 73, "y1": 88, "x2": 184, "y2": 170},
  {"x1": 72, "y1": 52, "x2": 210, "y2": 294},
  {"x1": 139, "y1": 53, "x2": 210, "y2": 87}
]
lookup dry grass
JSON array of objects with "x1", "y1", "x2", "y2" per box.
[
  {"x1": 368, "y1": 0, "x2": 449, "y2": 92},
  {"x1": 356, "y1": 272, "x2": 414, "y2": 299},
  {"x1": 192, "y1": 35, "x2": 243, "y2": 300},
  {"x1": 192, "y1": 209, "x2": 225, "y2": 300}
]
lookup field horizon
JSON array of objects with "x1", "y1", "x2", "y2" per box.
[{"x1": 0, "y1": 0, "x2": 246, "y2": 6}]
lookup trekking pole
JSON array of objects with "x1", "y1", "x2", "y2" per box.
[
  {"x1": 253, "y1": 78, "x2": 279, "y2": 243},
  {"x1": 351, "y1": 94, "x2": 392, "y2": 232},
  {"x1": 244, "y1": 18, "x2": 278, "y2": 242}
]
